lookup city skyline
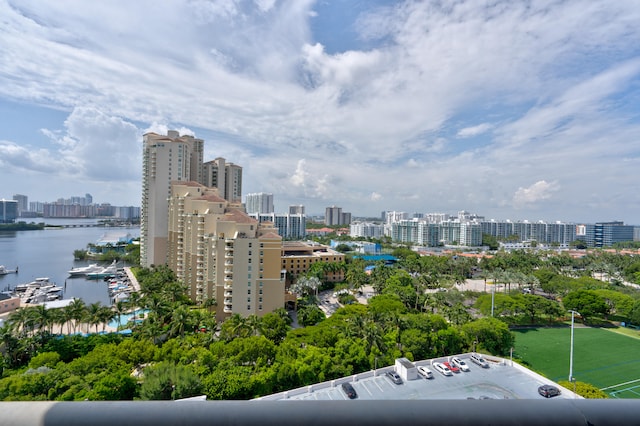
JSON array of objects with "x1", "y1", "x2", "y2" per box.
[{"x1": 1, "y1": 1, "x2": 639, "y2": 223}]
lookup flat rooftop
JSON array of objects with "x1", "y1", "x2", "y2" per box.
[{"x1": 255, "y1": 354, "x2": 579, "y2": 401}]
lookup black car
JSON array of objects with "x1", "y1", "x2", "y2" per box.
[
  {"x1": 538, "y1": 384, "x2": 561, "y2": 398},
  {"x1": 341, "y1": 382, "x2": 357, "y2": 399}
]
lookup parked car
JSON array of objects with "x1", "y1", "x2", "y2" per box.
[
  {"x1": 470, "y1": 353, "x2": 490, "y2": 368},
  {"x1": 538, "y1": 384, "x2": 561, "y2": 398},
  {"x1": 443, "y1": 361, "x2": 460, "y2": 373},
  {"x1": 417, "y1": 366, "x2": 434, "y2": 379},
  {"x1": 341, "y1": 382, "x2": 358, "y2": 399},
  {"x1": 386, "y1": 370, "x2": 403, "y2": 385},
  {"x1": 433, "y1": 362, "x2": 453, "y2": 376},
  {"x1": 451, "y1": 357, "x2": 470, "y2": 372}
]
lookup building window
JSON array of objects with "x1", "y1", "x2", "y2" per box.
[
  {"x1": 248, "y1": 289, "x2": 251, "y2": 295},
  {"x1": 248, "y1": 305, "x2": 251, "y2": 310},
  {"x1": 259, "y1": 297, "x2": 262, "y2": 303},
  {"x1": 259, "y1": 304, "x2": 262, "y2": 310},
  {"x1": 259, "y1": 289, "x2": 263, "y2": 295},
  {"x1": 247, "y1": 297, "x2": 251, "y2": 302}
]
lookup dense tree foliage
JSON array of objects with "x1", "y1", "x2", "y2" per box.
[{"x1": 1, "y1": 248, "x2": 639, "y2": 400}]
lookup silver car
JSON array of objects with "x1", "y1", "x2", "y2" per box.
[{"x1": 386, "y1": 371, "x2": 403, "y2": 385}]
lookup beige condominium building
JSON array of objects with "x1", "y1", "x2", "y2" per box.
[
  {"x1": 141, "y1": 130, "x2": 204, "y2": 267},
  {"x1": 281, "y1": 241, "x2": 345, "y2": 287},
  {"x1": 168, "y1": 182, "x2": 284, "y2": 321}
]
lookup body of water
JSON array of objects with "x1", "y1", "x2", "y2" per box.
[{"x1": 0, "y1": 218, "x2": 139, "y2": 306}]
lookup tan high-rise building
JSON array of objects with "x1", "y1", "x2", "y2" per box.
[
  {"x1": 168, "y1": 182, "x2": 284, "y2": 321},
  {"x1": 203, "y1": 158, "x2": 243, "y2": 203},
  {"x1": 141, "y1": 130, "x2": 204, "y2": 267}
]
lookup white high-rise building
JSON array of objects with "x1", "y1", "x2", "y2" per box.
[
  {"x1": 245, "y1": 193, "x2": 274, "y2": 214},
  {"x1": 141, "y1": 130, "x2": 204, "y2": 267},
  {"x1": 12, "y1": 194, "x2": 28, "y2": 216}
]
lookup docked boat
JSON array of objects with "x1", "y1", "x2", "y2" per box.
[
  {"x1": 0, "y1": 265, "x2": 18, "y2": 275},
  {"x1": 86, "y1": 260, "x2": 120, "y2": 280},
  {"x1": 68, "y1": 263, "x2": 103, "y2": 277},
  {"x1": 13, "y1": 277, "x2": 52, "y2": 292}
]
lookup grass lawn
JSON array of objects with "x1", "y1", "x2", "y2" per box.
[{"x1": 513, "y1": 327, "x2": 640, "y2": 398}]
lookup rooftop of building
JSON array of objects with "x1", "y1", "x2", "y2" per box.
[
  {"x1": 281, "y1": 241, "x2": 344, "y2": 257},
  {"x1": 255, "y1": 354, "x2": 579, "y2": 401}
]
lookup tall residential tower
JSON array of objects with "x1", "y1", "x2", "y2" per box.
[{"x1": 141, "y1": 130, "x2": 204, "y2": 267}]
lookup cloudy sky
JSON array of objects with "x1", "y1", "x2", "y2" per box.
[{"x1": 1, "y1": 0, "x2": 639, "y2": 223}]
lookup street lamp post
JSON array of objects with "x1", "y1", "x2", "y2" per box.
[
  {"x1": 491, "y1": 284, "x2": 495, "y2": 317},
  {"x1": 569, "y1": 310, "x2": 580, "y2": 382}
]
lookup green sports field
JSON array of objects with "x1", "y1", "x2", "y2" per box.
[{"x1": 513, "y1": 327, "x2": 640, "y2": 398}]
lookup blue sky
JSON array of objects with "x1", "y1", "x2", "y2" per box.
[{"x1": 0, "y1": 0, "x2": 639, "y2": 223}]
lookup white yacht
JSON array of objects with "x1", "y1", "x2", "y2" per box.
[
  {"x1": 68, "y1": 263, "x2": 103, "y2": 277},
  {"x1": 86, "y1": 260, "x2": 119, "y2": 280}
]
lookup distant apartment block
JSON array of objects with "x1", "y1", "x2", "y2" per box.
[
  {"x1": 114, "y1": 206, "x2": 141, "y2": 220},
  {"x1": 141, "y1": 130, "x2": 204, "y2": 267},
  {"x1": 168, "y1": 182, "x2": 284, "y2": 321},
  {"x1": 350, "y1": 222, "x2": 385, "y2": 239},
  {"x1": 281, "y1": 241, "x2": 345, "y2": 287},
  {"x1": 245, "y1": 193, "x2": 274, "y2": 214},
  {"x1": 289, "y1": 205, "x2": 305, "y2": 215},
  {"x1": 203, "y1": 158, "x2": 242, "y2": 203},
  {"x1": 0, "y1": 199, "x2": 18, "y2": 224},
  {"x1": 480, "y1": 220, "x2": 576, "y2": 246},
  {"x1": 249, "y1": 213, "x2": 306, "y2": 239},
  {"x1": 12, "y1": 194, "x2": 27, "y2": 216},
  {"x1": 325, "y1": 206, "x2": 351, "y2": 226}
]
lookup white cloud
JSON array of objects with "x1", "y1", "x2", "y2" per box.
[
  {"x1": 0, "y1": 0, "x2": 639, "y2": 220},
  {"x1": 513, "y1": 181, "x2": 559, "y2": 208},
  {"x1": 457, "y1": 123, "x2": 493, "y2": 138},
  {"x1": 370, "y1": 192, "x2": 382, "y2": 202}
]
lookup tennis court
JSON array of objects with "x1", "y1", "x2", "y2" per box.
[{"x1": 513, "y1": 327, "x2": 640, "y2": 398}]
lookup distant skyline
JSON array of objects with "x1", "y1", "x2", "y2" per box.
[{"x1": 1, "y1": 1, "x2": 639, "y2": 223}]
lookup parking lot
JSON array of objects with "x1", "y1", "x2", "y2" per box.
[{"x1": 257, "y1": 354, "x2": 579, "y2": 401}]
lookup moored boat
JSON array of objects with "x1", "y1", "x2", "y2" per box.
[
  {"x1": 68, "y1": 263, "x2": 103, "y2": 277},
  {"x1": 86, "y1": 260, "x2": 120, "y2": 280},
  {"x1": 0, "y1": 265, "x2": 18, "y2": 275}
]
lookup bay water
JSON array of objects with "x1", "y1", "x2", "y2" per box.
[{"x1": 0, "y1": 218, "x2": 140, "y2": 306}]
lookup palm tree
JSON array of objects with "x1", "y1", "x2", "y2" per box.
[
  {"x1": 69, "y1": 298, "x2": 86, "y2": 333},
  {"x1": 33, "y1": 304, "x2": 52, "y2": 336},
  {"x1": 48, "y1": 308, "x2": 66, "y2": 335},
  {"x1": 0, "y1": 322, "x2": 22, "y2": 368},
  {"x1": 246, "y1": 314, "x2": 261, "y2": 336},
  {"x1": 8, "y1": 308, "x2": 30, "y2": 338},
  {"x1": 138, "y1": 312, "x2": 165, "y2": 344},
  {"x1": 86, "y1": 302, "x2": 103, "y2": 333},
  {"x1": 361, "y1": 319, "x2": 386, "y2": 355},
  {"x1": 113, "y1": 300, "x2": 128, "y2": 329},
  {"x1": 98, "y1": 306, "x2": 115, "y2": 332},
  {"x1": 169, "y1": 305, "x2": 194, "y2": 338}
]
